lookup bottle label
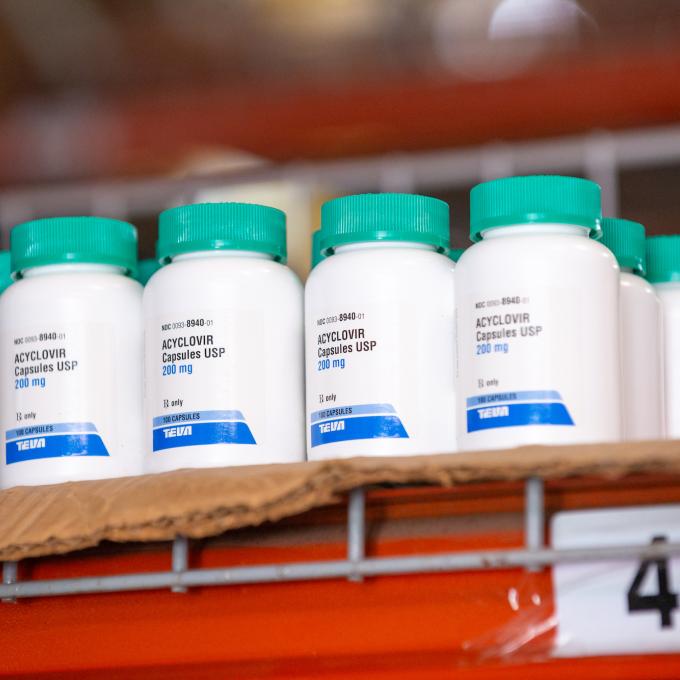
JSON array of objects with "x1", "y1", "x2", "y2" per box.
[
  {"x1": 152, "y1": 410, "x2": 255, "y2": 451},
  {"x1": 310, "y1": 402, "x2": 407, "y2": 447},
  {"x1": 459, "y1": 289, "x2": 576, "y2": 433},
  {"x1": 307, "y1": 305, "x2": 409, "y2": 447},
  {"x1": 149, "y1": 311, "x2": 262, "y2": 452},
  {"x1": 465, "y1": 391, "x2": 574, "y2": 432},
  {"x1": 4, "y1": 325, "x2": 113, "y2": 464}
]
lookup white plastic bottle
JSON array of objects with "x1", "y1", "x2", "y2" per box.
[
  {"x1": 456, "y1": 175, "x2": 621, "y2": 451},
  {"x1": 600, "y1": 218, "x2": 664, "y2": 440},
  {"x1": 0, "y1": 217, "x2": 144, "y2": 487},
  {"x1": 647, "y1": 235, "x2": 680, "y2": 438},
  {"x1": 306, "y1": 193, "x2": 456, "y2": 460},
  {"x1": 144, "y1": 202, "x2": 304, "y2": 471}
]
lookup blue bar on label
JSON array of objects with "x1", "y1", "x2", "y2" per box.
[
  {"x1": 466, "y1": 391, "x2": 562, "y2": 408},
  {"x1": 311, "y1": 403, "x2": 396, "y2": 424},
  {"x1": 6, "y1": 433, "x2": 109, "y2": 464},
  {"x1": 153, "y1": 420, "x2": 256, "y2": 452},
  {"x1": 152, "y1": 410, "x2": 245, "y2": 428},
  {"x1": 6, "y1": 422, "x2": 98, "y2": 441},
  {"x1": 467, "y1": 402, "x2": 574, "y2": 433},
  {"x1": 311, "y1": 414, "x2": 408, "y2": 447}
]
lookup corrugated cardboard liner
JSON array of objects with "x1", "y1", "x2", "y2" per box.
[{"x1": 0, "y1": 440, "x2": 679, "y2": 562}]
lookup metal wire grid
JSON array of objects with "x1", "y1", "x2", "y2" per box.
[{"x1": 1, "y1": 479, "x2": 679, "y2": 601}]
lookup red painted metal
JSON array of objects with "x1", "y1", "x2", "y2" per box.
[
  {"x1": 1, "y1": 478, "x2": 680, "y2": 678},
  {"x1": 0, "y1": 47, "x2": 680, "y2": 183}
]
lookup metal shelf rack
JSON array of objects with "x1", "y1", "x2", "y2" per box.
[
  {"x1": 3, "y1": 477, "x2": 680, "y2": 602},
  {"x1": 1, "y1": 124, "x2": 680, "y2": 231}
]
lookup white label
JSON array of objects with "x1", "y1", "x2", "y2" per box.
[
  {"x1": 308, "y1": 305, "x2": 408, "y2": 447},
  {"x1": 150, "y1": 310, "x2": 263, "y2": 452},
  {"x1": 459, "y1": 288, "x2": 576, "y2": 433},
  {"x1": 552, "y1": 505, "x2": 680, "y2": 657},
  {"x1": 4, "y1": 324, "x2": 114, "y2": 463}
]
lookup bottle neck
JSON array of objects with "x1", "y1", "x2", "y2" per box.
[
  {"x1": 21, "y1": 263, "x2": 126, "y2": 279},
  {"x1": 171, "y1": 250, "x2": 274, "y2": 263},
  {"x1": 481, "y1": 223, "x2": 591, "y2": 240},
  {"x1": 333, "y1": 241, "x2": 438, "y2": 254}
]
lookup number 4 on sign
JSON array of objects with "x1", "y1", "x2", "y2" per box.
[{"x1": 627, "y1": 536, "x2": 679, "y2": 628}]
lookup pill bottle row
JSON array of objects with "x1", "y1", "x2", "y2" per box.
[{"x1": 0, "y1": 175, "x2": 677, "y2": 488}]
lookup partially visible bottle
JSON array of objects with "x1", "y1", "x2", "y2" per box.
[
  {"x1": 601, "y1": 218, "x2": 663, "y2": 440},
  {"x1": 647, "y1": 235, "x2": 680, "y2": 438}
]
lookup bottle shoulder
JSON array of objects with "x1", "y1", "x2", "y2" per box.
[
  {"x1": 2, "y1": 272, "x2": 141, "y2": 302},
  {"x1": 151, "y1": 257, "x2": 298, "y2": 280},
  {"x1": 457, "y1": 235, "x2": 618, "y2": 277},
  {"x1": 620, "y1": 272, "x2": 656, "y2": 293},
  {"x1": 656, "y1": 283, "x2": 680, "y2": 302},
  {"x1": 620, "y1": 273, "x2": 661, "y2": 311},
  {"x1": 308, "y1": 249, "x2": 454, "y2": 286},
  {"x1": 145, "y1": 258, "x2": 302, "y2": 306},
  {"x1": 0, "y1": 275, "x2": 142, "y2": 324}
]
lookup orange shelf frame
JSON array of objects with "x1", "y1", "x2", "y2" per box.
[{"x1": 2, "y1": 476, "x2": 680, "y2": 678}]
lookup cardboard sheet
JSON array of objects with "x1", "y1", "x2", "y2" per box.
[{"x1": 1, "y1": 439, "x2": 679, "y2": 562}]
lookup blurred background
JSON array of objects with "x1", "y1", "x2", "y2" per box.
[{"x1": 0, "y1": 0, "x2": 678, "y2": 277}]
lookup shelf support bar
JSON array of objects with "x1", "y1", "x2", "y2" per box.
[
  {"x1": 5, "y1": 540, "x2": 680, "y2": 600},
  {"x1": 524, "y1": 477, "x2": 545, "y2": 571},
  {"x1": 347, "y1": 487, "x2": 366, "y2": 582},
  {"x1": 171, "y1": 535, "x2": 189, "y2": 593},
  {"x1": 2, "y1": 561, "x2": 17, "y2": 603}
]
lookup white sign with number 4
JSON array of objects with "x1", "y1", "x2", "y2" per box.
[{"x1": 552, "y1": 504, "x2": 680, "y2": 657}]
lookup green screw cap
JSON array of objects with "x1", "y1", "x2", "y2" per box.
[
  {"x1": 11, "y1": 217, "x2": 137, "y2": 276},
  {"x1": 470, "y1": 175, "x2": 602, "y2": 242},
  {"x1": 311, "y1": 230, "x2": 326, "y2": 269},
  {"x1": 136, "y1": 258, "x2": 161, "y2": 285},
  {"x1": 647, "y1": 235, "x2": 680, "y2": 284},
  {"x1": 158, "y1": 202, "x2": 287, "y2": 263},
  {"x1": 448, "y1": 248, "x2": 465, "y2": 263},
  {"x1": 600, "y1": 218, "x2": 646, "y2": 276},
  {"x1": 320, "y1": 193, "x2": 450, "y2": 253},
  {"x1": 0, "y1": 251, "x2": 12, "y2": 293}
]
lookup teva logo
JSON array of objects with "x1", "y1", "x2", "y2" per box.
[
  {"x1": 163, "y1": 425, "x2": 193, "y2": 438},
  {"x1": 17, "y1": 437, "x2": 46, "y2": 451},
  {"x1": 319, "y1": 420, "x2": 345, "y2": 434},
  {"x1": 478, "y1": 406, "x2": 509, "y2": 419}
]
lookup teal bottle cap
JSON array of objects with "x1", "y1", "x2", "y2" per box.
[
  {"x1": 136, "y1": 258, "x2": 161, "y2": 285},
  {"x1": 158, "y1": 202, "x2": 287, "y2": 263},
  {"x1": 11, "y1": 217, "x2": 137, "y2": 276},
  {"x1": 600, "y1": 218, "x2": 646, "y2": 276},
  {"x1": 448, "y1": 248, "x2": 465, "y2": 262},
  {"x1": 470, "y1": 175, "x2": 602, "y2": 242},
  {"x1": 647, "y1": 235, "x2": 680, "y2": 284},
  {"x1": 0, "y1": 251, "x2": 12, "y2": 292},
  {"x1": 311, "y1": 230, "x2": 326, "y2": 268},
  {"x1": 320, "y1": 193, "x2": 450, "y2": 252}
]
